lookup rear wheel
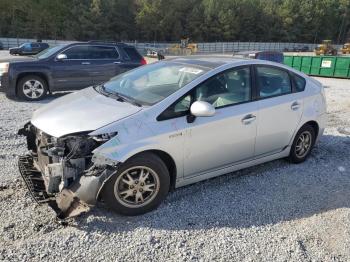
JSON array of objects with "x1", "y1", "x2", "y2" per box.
[
  {"x1": 17, "y1": 75, "x2": 48, "y2": 101},
  {"x1": 102, "y1": 153, "x2": 170, "y2": 216},
  {"x1": 288, "y1": 124, "x2": 315, "y2": 163}
]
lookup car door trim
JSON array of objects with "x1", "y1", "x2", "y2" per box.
[{"x1": 176, "y1": 144, "x2": 290, "y2": 187}]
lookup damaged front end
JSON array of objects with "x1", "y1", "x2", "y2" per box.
[{"x1": 18, "y1": 122, "x2": 118, "y2": 219}]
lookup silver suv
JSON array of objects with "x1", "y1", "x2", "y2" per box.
[{"x1": 18, "y1": 57, "x2": 326, "y2": 219}]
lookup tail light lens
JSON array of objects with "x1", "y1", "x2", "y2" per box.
[{"x1": 140, "y1": 57, "x2": 147, "y2": 65}]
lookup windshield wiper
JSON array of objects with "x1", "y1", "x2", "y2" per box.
[
  {"x1": 94, "y1": 85, "x2": 142, "y2": 107},
  {"x1": 115, "y1": 92, "x2": 142, "y2": 107}
]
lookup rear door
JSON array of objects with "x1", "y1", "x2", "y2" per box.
[
  {"x1": 254, "y1": 65, "x2": 303, "y2": 156},
  {"x1": 31, "y1": 43, "x2": 42, "y2": 54},
  {"x1": 88, "y1": 45, "x2": 122, "y2": 85},
  {"x1": 51, "y1": 45, "x2": 94, "y2": 90}
]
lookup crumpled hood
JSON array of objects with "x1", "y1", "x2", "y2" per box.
[{"x1": 31, "y1": 87, "x2": 142, "y2": 137}]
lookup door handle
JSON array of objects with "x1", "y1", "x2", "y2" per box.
[
  {"x1": 114, "y1": 61, "x2": 121, "y2": 64},
  {"x1": 81, "y1": 62, "x2": 91, "y2": 65},
  {"x1": 241, "y1": 114, "x2": 256, "y2": 125},
  {"x1": 291, "y1": 101, "x2": 301, "y2": 111}
]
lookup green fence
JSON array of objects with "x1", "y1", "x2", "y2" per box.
[{"x1": 284, "y1": 56, "x2": 350, "y2": 79}]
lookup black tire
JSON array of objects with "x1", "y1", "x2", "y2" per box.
[
  {"x1": 288, "y1": 124, "x2": 316, "y2": 164},
  {"x1": 101, "y1": 153, "x2": 170, "y2": 216},
  {"x1": 17, "y1": 75, "x2": 48, "y2": 101}
]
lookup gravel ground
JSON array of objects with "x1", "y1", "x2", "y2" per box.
[{"x1": 0, "y1": 77, "x2": 349, "y2": 261}]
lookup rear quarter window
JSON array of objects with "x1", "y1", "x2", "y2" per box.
[
  {"x1": 293, "y1": 74, "x2": 306, "y2": 92},
  {"x1": 123, "y1": 47, "x2": 142, "y2": 61}
]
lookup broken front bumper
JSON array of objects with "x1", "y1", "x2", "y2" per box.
[{"x1": 18, "y1": 154, "x2": 115, "y2": 220}]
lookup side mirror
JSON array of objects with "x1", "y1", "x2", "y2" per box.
[
  {"x1": 190, "y1": 101, "x2": 215, "y2": 117},
  {"x1": 56, "y1": 53, "x2": 67, "y2": 61}
]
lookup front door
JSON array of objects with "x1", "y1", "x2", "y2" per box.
[
  {"x1": 51, "y1": 45, "x2": 94, "y2": 90},
  {"x1": 156, "y1": 66, "x2": 254, "y2": 177}
]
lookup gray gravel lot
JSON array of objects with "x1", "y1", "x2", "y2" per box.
[{"x1": 0, "y1": 76, "x2": 349, "y2": 261}]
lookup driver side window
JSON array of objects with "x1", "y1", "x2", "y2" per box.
[
  {"x1": 157, "y1": 66, "x2": 252, "y2": 121},
  {"x1": 195, "y1": 66, "x2": 251, "y2": 108}
]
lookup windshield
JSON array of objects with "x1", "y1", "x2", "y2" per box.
[
  {"x1": 19, "y1": 43, "x2": 29, "y2": 48},
  {"x1": 34, "y1": 45, "x2": 67, "y2": 59},
  {"x1": 102, "y1": 61, "x2": 209, "y2": 105}
]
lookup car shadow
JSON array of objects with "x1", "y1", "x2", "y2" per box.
[{"x1": 73, "y1": 133, "x2": 350, "y2": 233}]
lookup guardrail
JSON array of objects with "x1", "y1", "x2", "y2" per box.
[{"x1": 0, "y1": 37, "x2": 343, "y2": 55}]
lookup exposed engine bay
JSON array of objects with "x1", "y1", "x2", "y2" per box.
[{"x1": 18, "y1": 122, "x2": 118, "y2": 219}]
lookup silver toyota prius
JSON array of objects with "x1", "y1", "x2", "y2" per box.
[{"x1": 18, "y1": 56, "x2": 326, "y2": 219}]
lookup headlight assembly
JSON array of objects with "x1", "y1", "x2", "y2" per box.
[{"x1": 92, "y1": 132, "x2": 118, "y2": 142}]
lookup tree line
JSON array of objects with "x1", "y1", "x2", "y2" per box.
[{"x1": 0, "y1": 0, "x2": 349, "y2": 43}]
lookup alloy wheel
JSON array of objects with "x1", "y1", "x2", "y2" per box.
[
  {"x1": 22, "y1": 80, "x2": 44, "y2": 99},
  {"x1": 295, "y1": 131, "x2": 312, "y2": 158},
  {"x1": 114, "y1": 166, "x2": 160, "y2": 208}
]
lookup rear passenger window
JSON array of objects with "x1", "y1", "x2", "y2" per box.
[
  {"x1": 124, "y1": 47, "x2": 142, "y2": 61},
  {"x1": 293, "y1": 74, "x2": 306, "y2": 92},
  {"x1": 256, "y1": 66, "x2": 291, "y2": 98},
  {"x1": 89, "y1": 46, "x2": 119, "y2": 59}
]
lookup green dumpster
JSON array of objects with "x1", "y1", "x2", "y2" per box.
[
  {"x1": 334, "y1": 57, "x2": 350, "y2": 78},
  {"x1": 300, "y1": 56, "x2": 312, "y2": 74},
  {"x1": 284, "y1": 55, "x2": 350, "y2": 79}
]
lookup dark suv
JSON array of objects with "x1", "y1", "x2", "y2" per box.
[
  {"x1": 9, "y1": 42, "x2": 50, "y2": 55},
  {"x1": 1, "y1": 42, "x2": 146, "y2": 100}
]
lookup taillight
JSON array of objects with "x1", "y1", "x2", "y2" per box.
[{"x1": 140, "y1": 57, "x2": 147, "y2": 65}]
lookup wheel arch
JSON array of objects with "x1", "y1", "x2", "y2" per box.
[
  {"x1": 124, "y1": 149, "x2": 177, "y2": 191},
  {"x1": 297, "y1": 120, "x2": 320, "y2": 141},
  {"x1": 289, "y1": 120, "x2": 320, "y2": 148},
  {"x1": 303, "y1": 120, "x2": 319, "y2": 139}
]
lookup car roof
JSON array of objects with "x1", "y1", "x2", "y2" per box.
[
  {"x1": 166, "y1": 55, "x2": 249, "y2": 69},
  {"x1": 164, "y1": 55, "x2": 308, "y2": 78},
  {"x1": 66, "y1": 41, "x2": 133, "y2": 48}
]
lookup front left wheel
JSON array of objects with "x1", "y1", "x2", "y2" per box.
[
  {"x1": 101, "y1": 153, "x2": 170, "y2": 216},
  {"x1": 17, "y1": 75, "x2": 48, "y2": 101}
]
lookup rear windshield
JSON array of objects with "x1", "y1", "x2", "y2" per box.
[
  {"x1": 256, "y1": 52, "x2": 283, "y2": 63},
  {"x1": 124, "y1": 47, "x2": 142, "y2": 61}
]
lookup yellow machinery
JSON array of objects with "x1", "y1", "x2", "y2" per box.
[
  {"x1": 314, "y1": 40, "x2": 338, "y2": 56},
  {"x1": 167, "y1": 38, "x2": 198, "y2": 55},
  {"x1": 340, "y1": 43, "x2": 350, "y2": 54}
]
